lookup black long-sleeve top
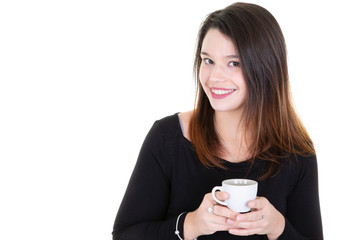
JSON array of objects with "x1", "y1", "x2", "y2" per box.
[{"x1": 113, "y1": 114, "x2": 323, "y2": 239}]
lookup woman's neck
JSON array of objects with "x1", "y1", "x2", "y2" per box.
[
  {"x1": 214, "y1": 111, "x2": 243, "y2": 140},
  {"x1": 214, "y1": 111, "x2": 252, "y2": 162}
]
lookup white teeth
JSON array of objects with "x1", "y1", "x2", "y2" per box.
[{"x1": 211, "y1": 88, "x2": 235, "y2": 95}]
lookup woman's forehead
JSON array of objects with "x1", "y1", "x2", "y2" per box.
[{"x1": 201, "y1": 28, "x2": 238, "y2": 57}]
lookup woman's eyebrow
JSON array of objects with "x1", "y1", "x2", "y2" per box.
[
  {"x1": 200, "y1": 51, "x2": 239, "y2": 59},
  {"x1": 225, "y1": 54, "x2": 239, "y2": 59}
]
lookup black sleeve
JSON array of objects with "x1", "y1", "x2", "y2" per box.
[
  {"x1": 112, "y1": 121, "x2": 181, "y2": 240},
  {"x1": 278, "y1": 155, "x2": 323, "y2": 240}
]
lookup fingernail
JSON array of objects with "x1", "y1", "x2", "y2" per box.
[{"x1": 229, "y1": 229, "x2": 237, "y2": 234}]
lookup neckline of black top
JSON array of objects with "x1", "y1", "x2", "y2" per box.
[{"x1": 175, "y1": 113, "x2": 258, "y2": 170}]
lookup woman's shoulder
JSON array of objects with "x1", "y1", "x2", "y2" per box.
[
  {"x1": 152, "y1": 111, "x2": 193, "y2": 141},
  {"x1": 178, "y1": 111, "x2": 193, "y2": 123},
  {"x1": 178, "y1": 111, "x2": 193, "y2": 141},
  {"x1": 280, "y1": 153, "x2": 318, "y2": 182},
  {"x1": 281, "y1": 152, "x2": 317, "y2": 169}
]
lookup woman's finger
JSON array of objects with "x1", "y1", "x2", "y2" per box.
[
  {"x1": 248, "y1": 196, "x2": 267, "y2": 209},
  {"x1": 210, "y1": 192, "x2": 239, "y2": 220},
  {"x1": 214, "y1": 191, "x2": 229, "y2": 201},
  {"x1": 229, "y1": 227, "x2": 262, "y2": 236},
  {"x1": 235, "y1": 209, "x2": 264, "y2": 222},
  {"x1": 212, "y1": 204, "x2": 238, "y2": 220}
]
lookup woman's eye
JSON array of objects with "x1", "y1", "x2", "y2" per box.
[
  {"x1": 204, "y1": 58, "x2": 213, "y2": 65},
  {"x1": 229, "y1": 61, "x2": 240, "y2": 67}
]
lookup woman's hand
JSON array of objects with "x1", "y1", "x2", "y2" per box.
[
  {"x1": 227, "y1": 197, "x2": 285, "y2": 240},
  {"x1": 184, "y1": 192, "x2": 238, "y2": 239}
]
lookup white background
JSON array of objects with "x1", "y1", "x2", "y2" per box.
[{"x1": 1, "y1": 0, "x2": 359, "y2": 239}]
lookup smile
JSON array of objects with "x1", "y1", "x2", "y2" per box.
[{"x1": 209, "y1": 87, "x2": 236, "y2": 99}]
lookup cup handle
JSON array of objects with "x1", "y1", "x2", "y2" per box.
[{"x1": 211, "y1": 186, "x2": 227, "y2": 206}]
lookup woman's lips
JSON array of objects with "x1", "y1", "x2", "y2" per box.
[{"x1": 209, "y1": 87, "x2": 236, "y2": 99}]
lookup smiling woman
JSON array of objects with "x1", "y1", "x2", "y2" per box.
[
  {"x1": 112, "y1": 2, "x2": 323, "y2": 240},
  {"x1": 190, "y1": 3, "x2": 315, "y2": 178},
  {"x1": 199, "y1": 29, "x2": 248, "y2": 113}
]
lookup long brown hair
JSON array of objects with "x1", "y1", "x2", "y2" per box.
[{"x1": 189, "y1": 2, "x2": 315, "y2": 179}]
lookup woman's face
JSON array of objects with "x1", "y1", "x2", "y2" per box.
[{"x1": 200, "y1": 28, "x2": 247, "y2": 114}]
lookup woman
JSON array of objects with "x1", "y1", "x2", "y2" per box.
[{"x1": 113, "y1": 2, "x2": 323, "y2": 239}]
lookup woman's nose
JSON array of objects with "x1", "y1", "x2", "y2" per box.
[{"x1": 210, "y1": 65, "x2": 226, "y2": 82}]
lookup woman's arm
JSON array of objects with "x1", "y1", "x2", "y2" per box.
[
  {"x1": 112, "y1": 121, "x2": 179, "y2": 240},
  {"x1": 278, "y1": 155, "x2": 323, "y2": 240}
]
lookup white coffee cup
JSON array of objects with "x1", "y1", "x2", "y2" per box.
[{"x1": 212, "y1": 179, "x2": 258, "y2": 213}]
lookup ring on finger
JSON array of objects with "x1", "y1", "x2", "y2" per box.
[
  {"x1": 259, "y1": 210, "x2": 264, "y2": 220},
  {"x1": 208, "y1": 204, "x2": 215, "y2": 214}
]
